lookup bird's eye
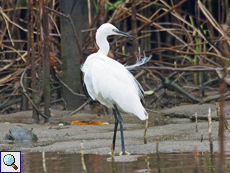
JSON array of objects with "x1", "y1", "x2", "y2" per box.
[{"x1": 112, "y1": 29, "x2": 116, "y2": 32}]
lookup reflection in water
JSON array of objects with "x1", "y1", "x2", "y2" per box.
[
  {"x1": 156, "y1": 137, "x2": 161, "y2": 173},
  {"x1": 210, "y1": 140, "x2": 215, "y2": 173},
  {"x1": 20, "y1": 151, "x2": 230, "y2": 173},
  {"x1": 42, "y1": 151, "x2": 47, "y2": 172},
  {"x1": 193, "y1": 144, "x2": 198, "y2": 173},
  {"x1": 111, "y1": 157, "x2": 117, "y2": 173}
]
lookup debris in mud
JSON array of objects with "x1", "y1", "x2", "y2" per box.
[{"x1": 71, "y1": 120, "x2": 109, "y2": 126}]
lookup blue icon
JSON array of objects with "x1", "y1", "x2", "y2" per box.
[{"x1": 3, "y1": 154, "x2": 18, "y2": 170}]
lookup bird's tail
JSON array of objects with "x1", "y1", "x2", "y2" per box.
[
  {"x1": 138, "y1": 109, "x2": 148, "y2": 120},
  {"x1": 125, "y1": 54, "x2": 152, "y2": 72},
  {"x1": 130, "y1": 97, "x2": 148, "y2": 121}
]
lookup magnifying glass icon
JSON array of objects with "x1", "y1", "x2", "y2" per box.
[{"x1": 3, "y1": 154, "x2": 18, "y2": 170}]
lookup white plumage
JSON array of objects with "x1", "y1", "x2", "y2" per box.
[
  {"x1": 81, "y1": 23, "x2": 150, "y2": 154},
  {"x1": 81, "y1": 23, "x2": 148, "y2": 120}
]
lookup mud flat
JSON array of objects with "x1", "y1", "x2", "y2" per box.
[{"x1": 0, "y1": 102, "x2": 230, "y2": 155}]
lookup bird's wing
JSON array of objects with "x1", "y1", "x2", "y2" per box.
[
  {"x1": 81, "y1": 55, "x2": 98, "y2": 101},
  {"x1": 82, "y1": 53, "x2": 148, "y2": 120},
  {"x1": 83, "y1": 53, "x2": 142, "y2": 99},
  {"x1": 105, "y1": 57, "x2": 145, "y2": 100}
]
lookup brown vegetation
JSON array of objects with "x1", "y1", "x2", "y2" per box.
[{"x1": 0, "y1": 0, "x2": 230, "y2": 119}]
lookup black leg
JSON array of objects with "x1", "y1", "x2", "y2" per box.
[
  {"x1": 114, "y1": 104, "x2": 125, "y2": 152},
  {"x1": 112, "y1": 108, "x2": 118, "y2": 152}
]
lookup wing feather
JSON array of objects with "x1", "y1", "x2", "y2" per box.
[{"x1": 81, "y1": 53, "x2": 148, "y2": 120}]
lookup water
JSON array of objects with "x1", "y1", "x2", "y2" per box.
[{"x1": 20, "y1": 152, "x2": 230, "y2": 173}]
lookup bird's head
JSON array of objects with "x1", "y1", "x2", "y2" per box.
[{"x1": 96, "y1": 23, "x2": 136, "y2": 39}]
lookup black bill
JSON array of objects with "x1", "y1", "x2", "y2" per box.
[{"x1": 115, "y1": 30, "x2": 137, "y2": 39}]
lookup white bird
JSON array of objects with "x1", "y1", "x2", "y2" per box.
[{"x1": 81, "y1": 23, "x2": 149, "y2": 155}]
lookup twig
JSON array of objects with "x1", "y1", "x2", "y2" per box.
[
  {"x1": 87, "y1": 0, "x2": 92, "y2": 25},
  {"x1": 156, "y1": 137, "x2": 159, "y2": 154},
  {"x1": 208, "y1": 108, "x2": 212, "y2": 140},
  {"x1": 218, "y1": 71, "x2": 226, "y2": 172},
  {"x1": 0, "y1": 85, "x2": 20, "y2": 109},
  {"x1": 143, "y1": 66, "x2": 216, "y2": 72},
  {"x1": 143, "y1": 119, "x2": 148, "y2": 144},
  {"x1": 200, "y1": 131, "x2": 203, "y2": 142},
  {"x1": 20, "y1": 68, "x2": 49, "y2": 120},
  {"x1": 55, "y1": 74, "x2": 85, "y2": 97},
  {"x1": 195, "y1": 112, "x2": 198, "y2": 132},
  {"x1": 195, "y1": 0, "x2": 223, "y2": 58},
  {"x1": 131, "y1": 0, "x2": 138, "y2": 53},
  {"x1": 69, "y1": 0, "x2": 77, "y2": 16},
  {"x1": 0, "y1": 7, "x2": 14, "y2": 46},
  {"x1": 0, "y1": 98, "x2": 21, "y2": 112},
  {"x1": 151, "y1": 70, "x2": 202, "y2": 103},
  {"x1": 63, "y1": 101, "x2": 88, "y2": 119},
  {"x1": 200, "y1": 92, "x2": 230, "y2": 104}
]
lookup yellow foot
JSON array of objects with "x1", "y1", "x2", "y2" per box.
[
  {"x1": 108, "y1": 151, "x2": 112, "y2": 155},
  {"x1": 119, "y1": 151, "x2": 130, "y2": 156}
]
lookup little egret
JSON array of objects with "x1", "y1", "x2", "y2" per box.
[{"x1": 81, "y1": 23, "x2": 149, "y2": 155}]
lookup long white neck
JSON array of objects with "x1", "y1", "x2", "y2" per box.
[{"x1": 96, "y1": 34, "x2": 109, "y2": 56}]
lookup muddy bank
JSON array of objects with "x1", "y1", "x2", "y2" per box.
[{"x1": 0, "y1": 102, "x2": 230, "y2": 155}]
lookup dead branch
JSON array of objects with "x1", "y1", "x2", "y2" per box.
[{"x1": 20, "y1": 68, "x2": 50, "y2": 120}]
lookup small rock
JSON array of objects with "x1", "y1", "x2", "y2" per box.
[{"x1": 4, "y1": 127, "x2": 38, "y2": 143}]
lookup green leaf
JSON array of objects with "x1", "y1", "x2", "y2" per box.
[
  {"x1": 144, "y1": 90, "x2": 154, "y2": 95},
  {"x1": 108, "y1": 0, "x2": 123, "y2": 11},
  {"x1": 21, "y1": 0, "x2": 27, "y2": 7}
]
